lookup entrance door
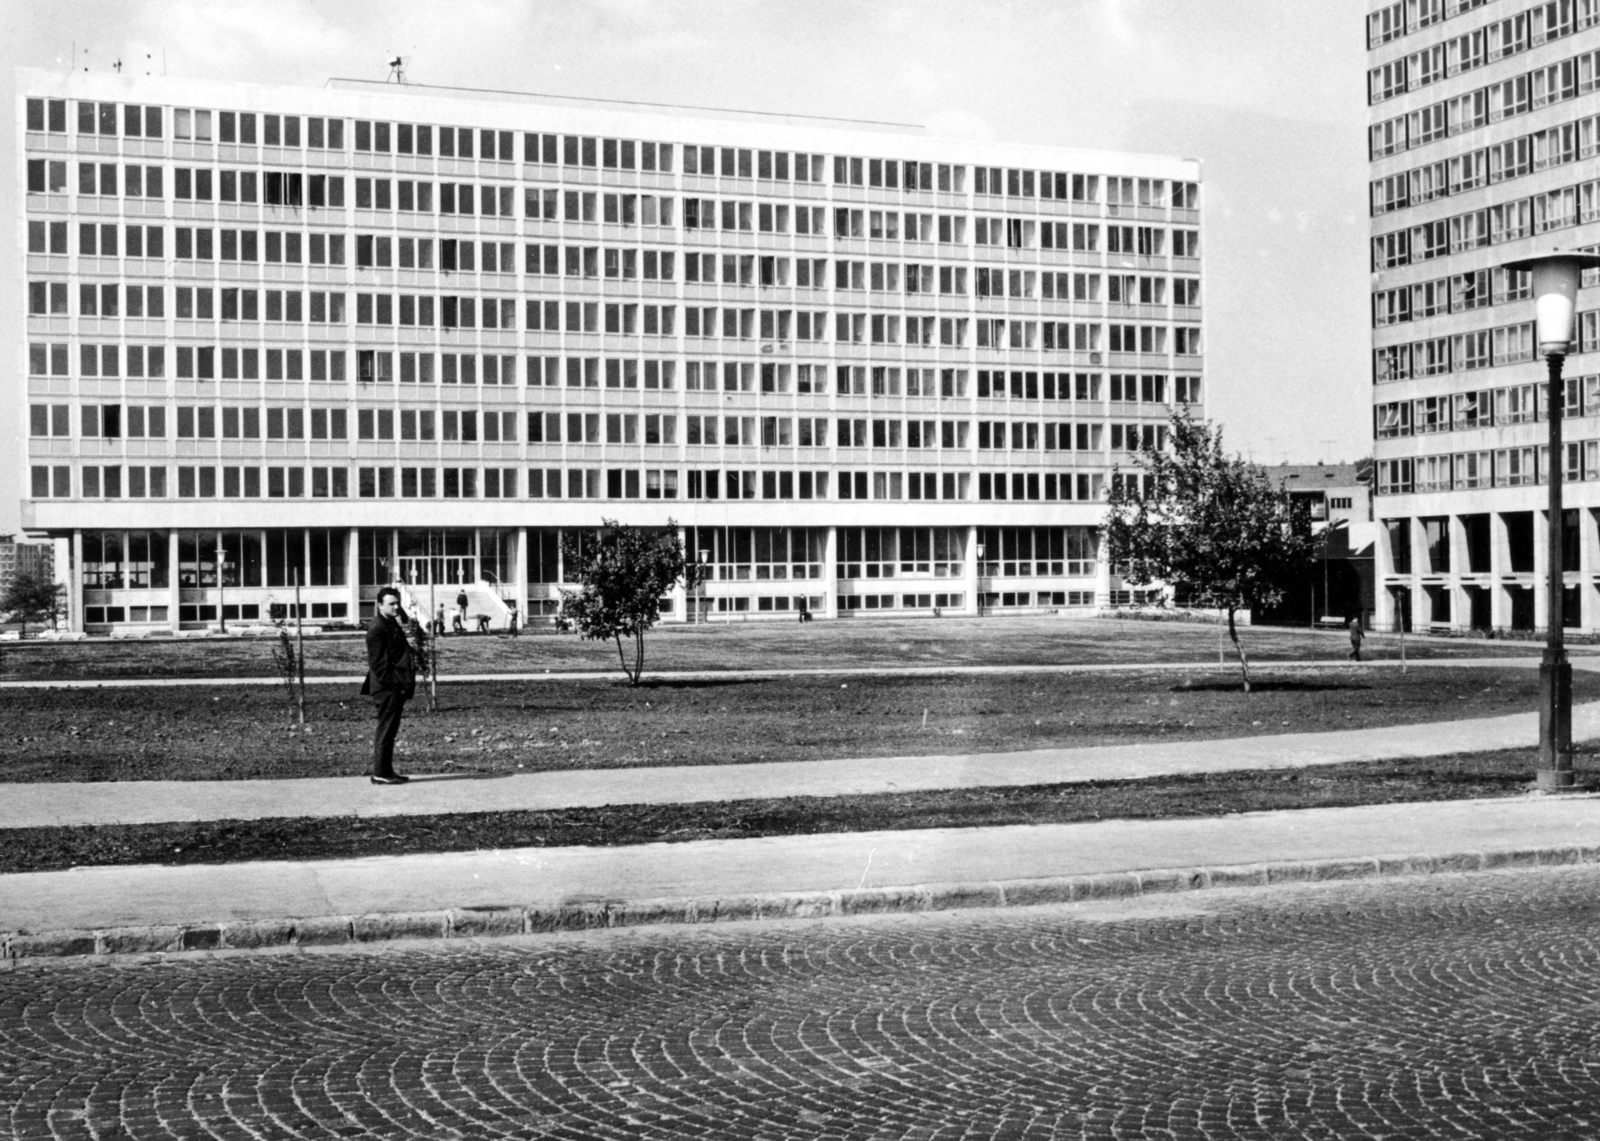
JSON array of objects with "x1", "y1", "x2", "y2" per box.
[
  {"x1": 397, "y1": 556, "x2": 436, "y2": 586},
  {"x1": 397, "y1": 554, "x2": 478, "y2": 586}
]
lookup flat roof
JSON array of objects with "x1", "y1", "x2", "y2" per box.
[{"x1": 17, "y1": 67, "x2": 1201, "y2": 178}]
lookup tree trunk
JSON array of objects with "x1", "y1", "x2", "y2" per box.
[
  {"x1": 633, "y1": 629, "x2": 647, "y2": 687},
  {"x1": 615, "y1": 634, "x2": 640, "y2": 686},
  {"x1": 1227, "y1": 605, "x2": 1251, "y2": 693}
]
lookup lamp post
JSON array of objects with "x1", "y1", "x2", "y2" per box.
[{"x1": 1505, "y1": 251, "x2": 1600, "y2": 790}]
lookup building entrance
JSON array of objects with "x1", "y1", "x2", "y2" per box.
[{"x1": 397, "y1": 555, "x2": 477, "y2": 586}]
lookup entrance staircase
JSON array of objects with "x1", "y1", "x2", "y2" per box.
[
  {"x1": 392, "y1": 581, "x2": 510, "y2": 630},
  {"x1": 461, "y1": 582, "x2": 511, "y2": 630}
]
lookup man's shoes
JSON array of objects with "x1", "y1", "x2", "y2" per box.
[{"x1": 370, "y1": 773, "x2": 409, "y2": 785}]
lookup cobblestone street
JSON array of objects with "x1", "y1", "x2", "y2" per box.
[{"x1": 8, "y1": 866, "x2": 1600, "y2": 1139}]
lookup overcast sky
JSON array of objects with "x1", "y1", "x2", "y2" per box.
[{"x1": 2, "y1": 0, "x2": 1371, "y2": 533}]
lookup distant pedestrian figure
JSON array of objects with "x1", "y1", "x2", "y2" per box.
[
  {"x1": 1348, "y1": 617, "x2": 1365, "y2": 661},
  {"x1": 362, "y1": 587, "x2": 416, "y2": 784},
  {"x1": 506, "y1": 601, "x2": 520, "y2": 637},
  {"x1": 432, "y1": 605, "x2": 446, "y2": 636},
  {"x1": 454, "y1": 589, "x2": 468, "y2": 633},
  {"x1": 476, "y1": 613, "x2": 491, "y2": 634}
]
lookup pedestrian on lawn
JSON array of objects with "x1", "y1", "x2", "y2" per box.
[
  {"x1": 433, "y1": 604, "x2": 445, "y2": 636},
  {"x1": 506, "y1": 600, "x2": 520, "y2": 637},
  {"x1": 1348, "y1": 617, "x2": 1365, "y2": 662},
  {"x1": 454, "y1": 589, "x2": 468, "y2": 633},
  {"x1": 362, "y1": 586, "x2": 416, "y2": 784}
]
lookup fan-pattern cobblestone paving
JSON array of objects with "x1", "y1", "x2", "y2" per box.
[{"x1": 7, "y1": 866, "x2": 1600, "y2": 1139}]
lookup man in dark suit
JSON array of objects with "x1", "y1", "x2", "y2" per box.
[{"x1": 362, "y1": 586, "x2": 416, "y2": 784}]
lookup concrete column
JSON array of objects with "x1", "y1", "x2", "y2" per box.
[
  {"x1": 1405, "y1": 516, "x2": 1425, "y2": 628},
  {"x1": 1534, "y1": 509, "x2": 1550, "y2": 632},
  {"x1": 69, "y1": 529, "x2": 83, "y2": 633},
  {"x1": 962, "y1": 524, "x2": 980, "y2": 615},
  {"x1": 1095, "y1": 528, "x2": 1114, "y2": 608},
  {"x1": 347, "y1": 527, "x2": 360, "y2": 624},
  {"x1": 1490, "y1": 512, "x2": 1512, "y2": 630},
  {"x1": 515, "y1": 526, "x2": 530, "y2": 629},
  {"x1": 823, "y1": 526, "x2": 839, "y2": 619},
  {"x1": 1585, "y1": 509, "x2": 1600, "y2": 632},
  {"x1": 668, "y1": 525, "x2": 687, "y2": 625},
  {"x1": 1448, "y1": 515, "x2": 1470, "y2": 631},
  {"x1": 168, "y1": 530, "x2": 182, "y2": 633},
  {"x1": 1373, "y1": 515, "x2": 1395, "y2": 630}
]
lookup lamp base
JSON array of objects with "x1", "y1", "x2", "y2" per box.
[
  {"x1": 1538, "y1": 653, "x2": 1573, "y2": 781},
  {"x1": 1536, "y1": 768, "x2": 1577, "y2": 792}
]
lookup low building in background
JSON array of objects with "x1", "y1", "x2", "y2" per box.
[{"x1": 1254, "y1": 461, "x2": 1377, "y2": 629}]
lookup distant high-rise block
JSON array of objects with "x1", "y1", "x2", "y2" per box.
[{"x1": 1367, "y1": 0, "x2": 1600, "y2": 633}]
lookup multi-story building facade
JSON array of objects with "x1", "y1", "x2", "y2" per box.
[
  {"x1": 17, "y1": 70, "x2": 1202, "y2": 632},
  {"x1": 1368, "y1": 0, "x2": 1600, "y2": 633}
]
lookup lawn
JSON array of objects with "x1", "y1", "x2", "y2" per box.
[
  {"x1": 1, "y1": 665, "x2": 1589, "y2": 783},
  {"x1": 0, "y1": 614, "x2": 1553, "y2": 682},
  {"x1": 1, "y1": 748, "x2": 1584, "y2": 874}
]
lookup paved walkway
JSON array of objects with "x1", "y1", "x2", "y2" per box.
[
  {"x1": 6, "y1": 796, "x2": 1600, "y2": 940},
  {"x1": 8, "y1": 701, "x2": 1600, "y2": 830}
]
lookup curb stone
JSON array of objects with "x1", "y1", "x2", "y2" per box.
[{"x1": 8, "y1": 844, "x2": 1600, "y2": 962}]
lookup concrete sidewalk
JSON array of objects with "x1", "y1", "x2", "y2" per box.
[
  {"x1": 8, "y1": 701, "x2": 1600, "y2": 829},
  {"x1": 7, "y1": 795, "x2": 1600, "y2": 958}
]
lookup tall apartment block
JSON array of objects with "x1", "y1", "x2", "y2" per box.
[
  {"x1": 17, "y1": 70, "x2": 1202, "y2": 631},
  {"x1": 1368, "y1": 0, "x2": 1600, "y2": 632}
]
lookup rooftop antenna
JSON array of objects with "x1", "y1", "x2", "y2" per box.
[{"x1": 387, "y1": 56, "x2": 407, "y2": 84}]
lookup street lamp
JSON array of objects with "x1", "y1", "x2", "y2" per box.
[{"x1": 1505, "y1": 251, "x2": 1600, "y2": 790}]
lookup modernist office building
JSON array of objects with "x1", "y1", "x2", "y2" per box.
[
  {"x1": 1368, "y1": 0, "x2": 1600, "y2": 632},
  {"x1": 17, "y1": 69, "x2": 1202, "y2": 631}
]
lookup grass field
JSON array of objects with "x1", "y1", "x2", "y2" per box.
[
  {"x1": 2, "y1": 664, "x2": 1589, "y2": 783},
  {"x1": 0, "y1": 614, "x2": 1555, "y2": 682}
]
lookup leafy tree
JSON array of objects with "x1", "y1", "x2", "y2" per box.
[
  {"x1": 1104, "y1": 412, "x2": 1314, "y2": 691},
  {"x1": 0, "y1": 571, "x2": 65, "y2": 638},
  {"x1": 561, "y1": 519, "x2": 701, "y2": 686}
]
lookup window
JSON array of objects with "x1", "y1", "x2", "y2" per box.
[
  {"x1": 1406, "y1": 101, "x2": 1447, "y2": 146},
  {"x1": 1369, "y1": 3, "x2": 1404, "y2": 49},
  {"x1": 1370, "y1": 117, "x2": 1407, "y2": 159},
  {"x1": 1370, "y1": 59, "x2": 1408, "y2": 103}
]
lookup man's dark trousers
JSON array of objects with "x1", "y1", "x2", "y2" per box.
[{"x1": 373, "y1": 689, "x2": 406, "y2": 778}]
